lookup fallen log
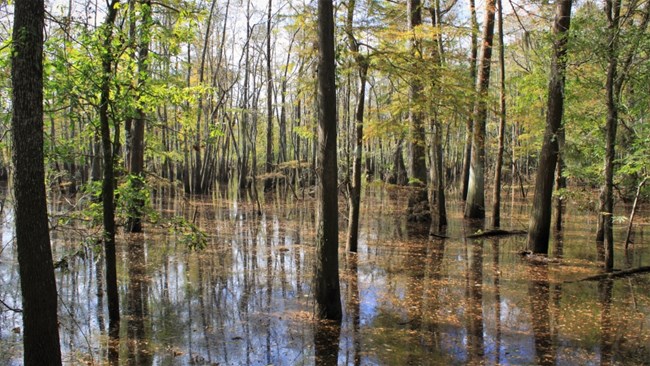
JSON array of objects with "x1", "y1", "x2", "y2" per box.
[
  {"x1": 571, "y1": 266, "x2": 650, "y2": 282},
  {"x1": 466, "y1": 229, "x2": 527, "y2": 238}
]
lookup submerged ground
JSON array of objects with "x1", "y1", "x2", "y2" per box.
[{"x1": 0, "y1": 184, "x2": 649, "y2": 365}]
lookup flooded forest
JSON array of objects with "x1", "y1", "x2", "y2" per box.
[{"x1": 2, "y1": 0, "x2": 650, "y2": 365}]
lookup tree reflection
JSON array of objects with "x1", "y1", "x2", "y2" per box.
[
  {"x1": 314, "y1": 320, "x2": 341, "y2": 365},
  {"x1": 346, "y1": 254, "x2": 361, "y2": 366},
  {"x1": 599, "y1": 278, "x2": 614, "y2": 366},
  {"x1": 126, "y1": 235, "x2": 152, "y2": 366},
  {"x1": 528, "y1": 264, "x2": 555, "y2": 366}
]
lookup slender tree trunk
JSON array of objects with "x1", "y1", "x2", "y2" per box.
[
  {"x1": 407, "y1": 0, "x2": 431, "y2": 223},
  {"x1": 345, "y1": 0, "x2": 368, "y2": 253},
  {"x1": 465, "y1": 0, "x2": 496, "y2": 219},
  {"x1": 601, "y1": 0, "x2": 622, "y2": 271},
  {"x1": 314, "y1": 0, "x2": 342, "y2": 321},
  {"x1": 491, "y1": 0, "x2": 507, "y2": 228},
  {"x1": 127, "y1": 0, "x2": 151, "y2": 232},
  {"x1": 12, "y1": 1, "x2": 62, "y2": 363},
  {"x1": 99, "y1": 0, "x2": 121, "y2": 334},
  {"x1": 526, "y1": 0, "x2": 572, "y2": 254},
  {"x1": 265, "y1": 0, "x2": 274, "y2": 191},
  {"x1": 461, "y1": 0, "x2": 479, "y2": 201},
  {"x1": 429, "y1": 4, "x2": 447, "y2": 228}
]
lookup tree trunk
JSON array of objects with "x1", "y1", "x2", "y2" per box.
[
  {"x1": 12, "y1": 2, "x2": 63, "y2": 364},
  {"x1": 464, "y1": 0, "x2": 496, "y2": 219},
  {"x1": 491, "y1": 0, "x2": 507, "y2": 228},
  {"x1": 314, "y1": 0, "x2": 342, "y2": 321},
  {"x1": 526, "y1": 0, "x2": 572, "y2": 254},
  {"x1": 461, "y1": 0, "x2": 479, "y2": 201},
  {"x1": 601, "y1": 0, "x2": 622, "y2": 272},
  {"x1": 265, "y1": 0, "x2": 274, "y2": 191},
  {"x1": 98, "y1": 0, "x2": 121, "y2": 334},
  {"x1": 127, "y1": 0, "x2": 151, "y2": 233},
  {"x1": 407, "y1": 0, "x2": 431, "y2": 223}
]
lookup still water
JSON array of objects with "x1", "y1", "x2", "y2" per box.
[{"x1": 0, "y1": 184, "x2": 649, "y2": 365}]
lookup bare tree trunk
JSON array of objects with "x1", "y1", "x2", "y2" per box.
[
  {"x1": 491, "y1": 0, "x2": 507, "y2": 228},
  {"x1": 526, "y1": 0, "x2": 572, "y2": 254},
  {"x1": 12, "y1": 1, "x2": 62, "y2": 363},
  {"x1": 98, "y1": 0, "x2": 121, "y2": 334},
  {"x1": 461, "y1": 0, "x2": 479, "y2": 201},
  {"x1": 465, "y1": 0, "x2": 497, "y2": 219},
  {"x1": 265, "y1": 0, "x2": 274, "y2": 191},
  {"x1": 127, "y1": 0, "x2": 151, "y2": 233},
  {"x1": 407, "y1": 0, "x2": 431, "y2": 223},
  {"x1": 314, "y1": 0, "x2": 342, "y2": 321},
  {"x1": 345, "y1": 0, "x2": 368, "y2": 253}
]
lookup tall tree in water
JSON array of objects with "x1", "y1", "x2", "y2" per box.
[
  {"x1": 11, "y1": 1, "x2": 62, "y2": 363},
  {"x1": 314, "y1": 0, "x2": 342, "y2": 320},
  {"x1": 345, "y1": 0, "x2": 369, "y2": 253},
  {"x1": 526, "y1": 0, "x2": 573, "y2": 254},
  {"x1": 464, "y1": 0, "x2": 496, "y2": 219},
  {"x1": 265, "y1": 0, "x2": 274, "y2": 191},
  {"x1": 597, "y1": 0, "x2": 650, "y2": 270},
  {"x1": 407, "y1": 0, "x2": 431, "y2": 222},
  {"x1": 127, "y1": 0, "x2": 152, "y2": 232},
  {"x1": 461, "y1": 0, "x2": 479, "y2": 201},
  {"x1": 491, "y1": 0, "x2": 507, "y2": 228},
  {"x1": 100, "y1": 0, "x2": 121, "y2": 331}
]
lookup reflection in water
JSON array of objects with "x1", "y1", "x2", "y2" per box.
[
  {"x1": 528, "y1": 264, "x2": 556, "y2": 366},
  {"x1": 345, "y1": 255, "x2": 361, "y2": 366},
  {"x1": 467, "y1": 237, "x2": 484, "y2": 364},
  {"x1": 1, "y1": 186, "x2": 650, "y2": 364},
  {"x1": 599, "y1": 278, "x2": 614, "y2": 366},
  {"x1": 125, "y1": 235, "x2": 151, "y2": 366},
  {"x1": 314, "y1": 320, "x2": 341, "y2": 366},
  {"x1": 464, "y1": 219, "x2": 485, "y2": 364}
]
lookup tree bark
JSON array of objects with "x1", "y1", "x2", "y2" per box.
[
  {"x1": 406, "y1": 0, "x2": 431, "y2": 223},
  {"x1": 464, "y1": 0, "x2": 496, "y2": 219},
  {"x1": 461, "y1": 0, "x2": 479, "y2": 201},
  {"x1": 314, "y1": 0, "x2": 342, "y2": 321},
  {"x1": 265, "y1": 0, "x2": 274, "y2": 191},
  {"x1": 99, "y1": 0, "x2": 121, "y2": 334},
  {"x1": 127, "y1": 0, "x2": 151, "y2": 232},
  {"x1": 526, "y1": 0, "x2": 572, "y2": 254},
  {"x1": 12, "y1": 1, "x2": 63, "y2": 363},
  {"x1": 491, "y1": 0, "x2": 507, "y2": 228},
  {"x1": 345, "y1": 0, "x2": 368, "y2": 253}
]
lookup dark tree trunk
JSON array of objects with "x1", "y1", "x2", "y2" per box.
[
  {"x1": 11, "y1": 2, "x2": 62, "y2": 364},
  {"x1": 601, "y1": 0, "x2": 621, "y2": 272},
  {"x1": 407, "y1": 0, "x2": 431, "y2": 223},
  {"x1": 464, "y1": 0, "x2": 496, "y2": 219},
  {"x1": 461, "y1": 0, "x2": 479, "y2": 201},
  {"x1": 265, "y1": 0, "x2": 274, "y2": 191},
  {"x1": 491, "y1": 0, "x2": 507, "y2": 228},
  {"x1": 127, "y1": 0, "x2": 151, "y2": 233},
  {"x1": 314, "y1": 0, "x2": 342, "y2": 321},
  {"x1": 526, "y1": 0, "x2": 572, "y2": 254},
  {"x1": 345, "y1": 0, "x2": 368, "y2": 253},
  {"x1": 100, "y1": 0, "x2": 121, "y2": 334}
]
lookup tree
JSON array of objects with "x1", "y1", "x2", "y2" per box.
[
  {"x1": 526, "y1": 0, "x2": 573, "y2": 254},
  {"x1": 345, "y1": 0, "x2": 369, "y2": 253},
  {"x1": 127, "y1": 0, "x2": 152, "y2": 233},
  {"x1": 11, "y1": 0, "x2": 62, "y2": 363},
  {"x1": 99, "y1": 0, "x2": 121, "y2": 331},
  {"x1": 461, "y1": 0, "x2": 479, "y2": 201},
  {"x1": 464, "y1": 0, "x2": 496, "y2": 219},
  {"x1": 314, "y1": 0, "x2": 342, "y2": 321},
  {"x1": 597, "y1": 0, "x2": 650, "y2": 271},
  {"x1": 406, "y1": 0, "x2": 431, "y2": 223},
  {"x1": 491, "y1": 0, "x2": 507, "y2": 228}
]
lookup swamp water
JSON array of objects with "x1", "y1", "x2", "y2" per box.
[{"x1": 0, "y1": 184, "x2": 649, "y2": 365}]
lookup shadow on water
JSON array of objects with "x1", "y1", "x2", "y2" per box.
[{"x1": 1, "y1": 184, "x2": 650, "y2": 365}]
